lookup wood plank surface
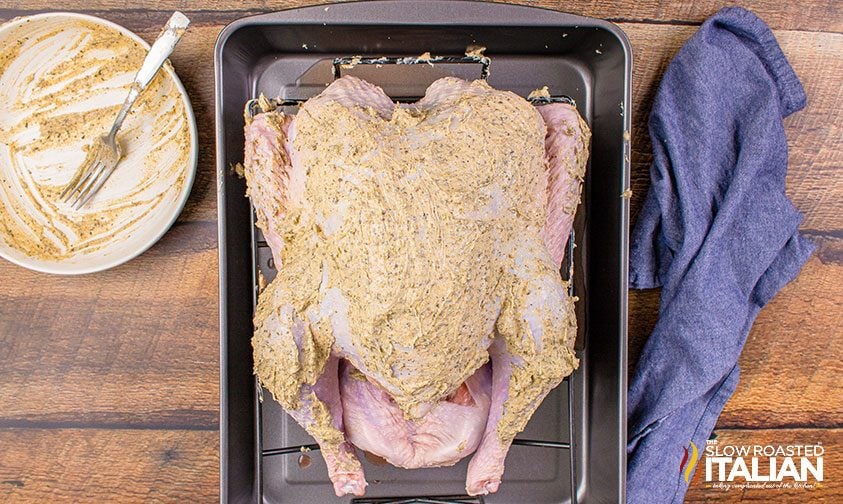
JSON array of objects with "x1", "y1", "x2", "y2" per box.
[
  {"x1": 152, "y1": 22, "x2": 843, "y2": 233},
  {"x1": 1, "y1": 18, "x2": 837, "y2": 426},
  {"x1": 3, "y1": 232, "x2": 839, "y2": 429},
  {"x1": 2, "y1": 18, "x2": 835, "y2": 233},
  {"x1": 629, "y1": 236, "x2": 843, "y2": 429},
  {"x1": 623, "y1": 23, "x2": 843, "y2": 231},
  {"x1": 724, "y1": 236, "x2": 843, "y2": 429},
  {"x1": 0, "y1": 223, "x2": 219, "y2": 429},
  {"x1": 147, "y1": 26, "x2": 218, "y2": 224},
  {"x1": 0, "y1": 0, "x2": 840, "y2": 32},
  {"x1": 0, "y1": 429, "x2": 218, "y2": 502},
  {"x1": 0, "y1": 1, "x2": 840, "y2": 503}
]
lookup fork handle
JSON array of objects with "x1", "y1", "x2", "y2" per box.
[{"x1": 108, "y1": 11, "x2": 190, "y2": 138}]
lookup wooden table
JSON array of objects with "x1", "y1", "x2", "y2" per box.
[{"x1": 0, "y1": 1, "x2": 839, "y2": 502}]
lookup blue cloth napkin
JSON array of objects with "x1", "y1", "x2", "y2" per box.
[{"x1": 627, "y1": 7, "x2": 815, "y2": 503}]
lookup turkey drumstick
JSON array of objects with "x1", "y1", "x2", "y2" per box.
[{"x1": 244, "y1": 75, "x2": 590, "y2": 497}]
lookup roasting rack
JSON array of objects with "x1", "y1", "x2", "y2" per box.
[
  {"x1": 245, "y1": 55, "x2": 576, "y2": 116},
  {"x1": 248, "y1": 54, "x2": 581, "y2": 504}
]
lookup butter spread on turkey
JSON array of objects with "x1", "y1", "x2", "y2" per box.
[
  {"x1": 245, "y1": 75, "x2": 590, "y2": 498},
  {"x1": 257, "y1": 84, "x2": 567, "y2": 411}
]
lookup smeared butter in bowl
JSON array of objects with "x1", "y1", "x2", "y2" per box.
[{"x1": 0, "y1": 13, "x2": 196, "y2": 273}]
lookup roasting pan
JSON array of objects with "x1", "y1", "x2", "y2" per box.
[{"x1": 216, "y1": 1, "x2": 631, "y2": 502}]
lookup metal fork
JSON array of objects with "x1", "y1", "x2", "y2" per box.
[{"x1": 61, "y1": 11, "x2": 190, "y2": 209}]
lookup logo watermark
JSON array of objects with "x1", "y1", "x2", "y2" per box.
[
  {"x1": 681, "y1": 437, "x2": 825, "y2": 492},
  {"x1": 679, "y1": 441, "x2": 700, "y2": 483}
]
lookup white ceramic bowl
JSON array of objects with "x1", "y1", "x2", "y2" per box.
[{"x1": 0, "y1": 12, "x2": 197, "y2": 274}]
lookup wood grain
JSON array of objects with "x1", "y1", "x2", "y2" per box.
[
  {"x1": 0, "y1": 0, "x2": 838, "y2": 437},
  {"x1": 2, "y1": 18, "x2": 835, "y2": 235},
  {"x1": 61, "y1": 21, "x2": 843, "y2": 235},
  {"x1": 1, "y1": 235, "x2": 838, "y2": 431},
  {"x1": 622, "y1": 23, "x2": 843, "y2": 231},
  {"x1": 723, "y1": 235, "x2": 843, "y2": 429},
  {"x1": 0, "y1": 0, "x2": 840, "y2": 32},
  {"x1": 0, "y1": 429, "x2": 218, "y2": 502},
  {"x1": 684, "y1": 428, "x2": 841, "y2": 502},
  {"x1": 144, "y1": 22, "x2": 843, "y2": 237},
  {"x1": 0, "y1": 221, "x2": 219, "y2": 429},
  {"x1": 144, "y1": 25, "x2": 218, "y2": 224},
  {"x1": 629, "y1": 236, "x2": 843, "y2": 429},
  {"x1": 0, "y1": 1, "x2": 840, "y2": 503}
]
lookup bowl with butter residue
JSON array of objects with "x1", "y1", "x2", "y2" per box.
[{"x1": 0, "y1": 12, "x2": 197, "y2": 274}]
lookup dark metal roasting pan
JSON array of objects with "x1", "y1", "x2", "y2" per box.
[{"x1": 216, "y1": 1, "x2": 631, "y2": 502}]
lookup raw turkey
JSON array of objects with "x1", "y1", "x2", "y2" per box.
[{"x1": 244, "y1": 75, "x2": 590, "y2": 497}]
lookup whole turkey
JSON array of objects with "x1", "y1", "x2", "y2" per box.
[{"x1": 244, "y1": 75, "x2": 590, "y2": 497}]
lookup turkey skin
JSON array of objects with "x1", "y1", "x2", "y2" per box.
[{"x1": 244, "y1": 76, "x2": 590, "y2": 497}]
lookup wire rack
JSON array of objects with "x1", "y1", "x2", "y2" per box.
[{"x1": 248, "y1": 54, "x2": 580, "y2": 504}]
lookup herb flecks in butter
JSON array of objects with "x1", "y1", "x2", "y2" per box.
[{"x1": 250, "y1": 79, "x2": 580, "y2": 449}]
